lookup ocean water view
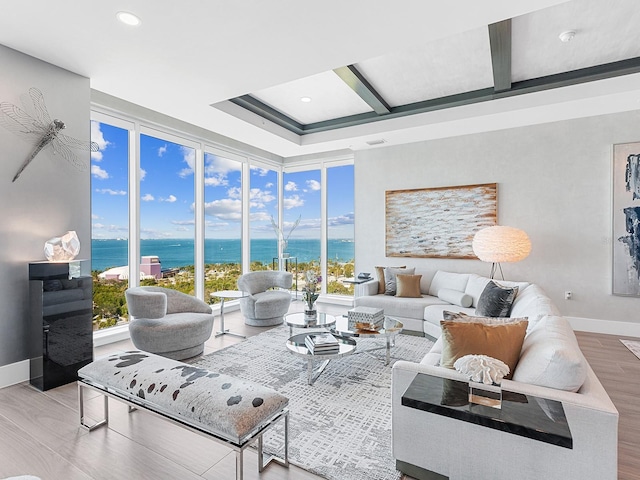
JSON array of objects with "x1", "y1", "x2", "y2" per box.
[{"x1": 92, "y1": 238, "x2": 354, "y2": 272}]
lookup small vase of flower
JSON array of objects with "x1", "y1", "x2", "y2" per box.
[{"x1": 302, "y1": 270, "x2": 321, "y2": 318}]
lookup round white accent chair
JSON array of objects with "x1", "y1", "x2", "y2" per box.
[
  {"x1": 125, "y1": 286, "x2": 214, "y2": 360},
  {"x1": 237, "y1": 271, "x2": 293, "y2": 326}
]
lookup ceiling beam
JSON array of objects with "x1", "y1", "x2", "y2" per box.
[
  {"x1": 333, "y1": 65, "x2": 391, "y2": 115},
  {"x1": 488, "y1": 19, "x2": 512, "y2": 92},
  {"x1": 224, "y1": 56, "x2": 640, "y2": 136},
  {"x1": 229, "y1": 95, "x2": 305, "y2": 135}
]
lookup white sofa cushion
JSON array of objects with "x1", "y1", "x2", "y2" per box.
[
  {"x1": 356, "y1": 294, "x2": 448, "y2": 320},
  {"x1": 428, "y1": 271, "x2": 470, "y2": 297},
  {"x1": 510, "y1": 284, "x2": 560, "y2": 329},
  {"x1": 463, "y1": 274, "x2": 491, "y2": 307},
  {"x1": 512, "y1": 315, "x2": 587, "y2": 392}
]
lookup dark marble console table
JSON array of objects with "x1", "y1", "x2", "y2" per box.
[
  {"x1": 402, "y1": 373, "x2": 573, "y2": 449},
  {"x1": 28, "y1": 260, "x2": 93, "y2": 391}
]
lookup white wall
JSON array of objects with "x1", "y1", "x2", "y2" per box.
[
  {"x1": 354, "y1": 109, "x2": 640, "y2": 326},
  {"x1": 0, "y1": 44, "x2": 91, "y2": 371}
]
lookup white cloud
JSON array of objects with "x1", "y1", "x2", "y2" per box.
[
  {"x1": 205, "y1": 155, "x2": 241, "y2": 176},
  {"x1": 92, "y1": 214, "x2": 100, "y2": 220},
  {"x1": 249, "y1": 211, "x2": 272, "y2": 222},
  {"x1": 328, "y1": 212, "x2": 355, "y2": 226},
  {"x1": 284, "y1": 181, "x2": 298, "y2": 191},
  {"x1": 96, "y1": 188, "x2": 126, "y2": 196},
  {"x1": 227, "y1": 186, "x2": 241, "y2": 199},
  {"x1": 178, "y1": 146, "x2": 195, "y2": 177},
  {"x1": 140, "y1": 168, "x2": 147, "y2": 181},
  {"x1": 251, "y1": 166, "x2": 269, "y2": 176},
  {"x1": 265, "y1": 182, "x2": 274, "y2": 188},
  {"x1": 205, "y1": 220, "x2": 230, "y2": 229},
  {"x1": 162, "y1": 195, "x2": 177, "y2": 203},
  {"x1": 91, "y1": 165, "x2": 109, "y2": 179},
  {"x1": 158, "y1": 145, "x2": 167, "y2": 157},
  {"x1": 204, "y1": 198, "x2": 242, "y2": 221},
  {"x1": 92, "y1": 223, "x2": 128, "y2": 233},
  {"x1": 283, "y1": 194, "x2": 304, "y2": 209},
  {"x1": 141, "y1": 194, "x2": 155, "y2": 202},
  {"x1": 172, "y1": 220, "x2": 195, "y2": 226},
  {"x1": 307, "y1": 179, "x2": 321, "y2": 191},
  {"x1": 250, "y1": 188, "x2": 276, "y2": 208},
  {"x1": 204, "y1": 175, "x2": 228, "y2": 187},
  {"x1": 90, "y1": 121, "x2": 109, "y2": 161}
]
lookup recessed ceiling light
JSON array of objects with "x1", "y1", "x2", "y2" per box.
[
  {"x1": 558, "y1": 30, "x2": 576, "y2": 42},
  {"x1": 117, "y1": 11, "x2": 142, "y2": 26},
  {"x1": 300, "y1": 97, "x2": 312, "y2": 103}
]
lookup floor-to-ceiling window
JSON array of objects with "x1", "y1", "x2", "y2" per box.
[
  {"x1": 327, "y1": 164, "x2": 355, "y2": 294},
  {"x1": 204, "y1": 151, "x2": 243, "y2": 300},
  {"x1": 249, "y1": 165, "x2": 279, "y2": 271},
  {"x1": 139, "y1": 132, "x2": 195, "y2": 294},
  {"x1": 282, "y1": 169, "x2": 321, "y2": 294},
  {"x1": 90, "y1": 119, "x2": 130, "y2": 330},
  {"x1": 90, "y1": 107, "x2": 355, "y2": 338}
]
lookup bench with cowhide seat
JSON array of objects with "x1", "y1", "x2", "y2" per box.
[{"x1": 77, "y1": 351, "x2": 289, "y2": 480}]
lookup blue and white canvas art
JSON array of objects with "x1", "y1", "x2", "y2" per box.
[{"x1": 613, "y1": 142, "x2": 640, "y2": 296}]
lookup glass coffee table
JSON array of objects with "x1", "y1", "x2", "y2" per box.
[
  {"x1": 284, "y1": 311, "x2": 336, "y2": 336},
  {"x1": 286, "y1": 333, "x2": 356, "y2": 385},
  {"x1": 331, "y1": 315, "x2": 403, "y2": 365}
]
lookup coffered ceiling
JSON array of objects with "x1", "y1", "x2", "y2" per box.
[{"x1": 1, "y1": 0, "x2": 639, "y2": 158}]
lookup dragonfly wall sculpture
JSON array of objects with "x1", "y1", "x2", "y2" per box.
[{"x1": 0, "y1": 87, "x2": 99, "y2": 182}]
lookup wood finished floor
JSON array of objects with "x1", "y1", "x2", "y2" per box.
[{"x1": 0, "y1": 303, "x2": 638, "y2": 479}]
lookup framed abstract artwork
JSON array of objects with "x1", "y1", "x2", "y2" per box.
[
  {"x1": 613, "y1": 142, "x2": 640, "y2": 296},
  {"x1": 385, "y1": 183, "x2": 497, "y2": 259}
]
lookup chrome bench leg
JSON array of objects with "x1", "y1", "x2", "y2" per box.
[
  {"x1": 236, "y1": 449, "x2": 244, "y2": 480},
  {"x1": 78, "y1": 382, "x2": 109, "y2": 431},
  {"x1": 258, "y1": 410, "x2": 290, "y2": 472}
]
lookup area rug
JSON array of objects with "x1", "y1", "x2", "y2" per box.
[
  {"x1": 193, "y1": 325, "x2": 434, "y2": 480},
  {"x1": 620, "y1": 339, "x2": 640, "y2": 360}
]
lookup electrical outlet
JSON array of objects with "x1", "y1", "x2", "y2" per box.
[{"x1": 564, "y1": 291, "x2": 572, "y2": 300}]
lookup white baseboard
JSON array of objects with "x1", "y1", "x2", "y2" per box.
[
  {"x1": 567, "y1": 316, "x2": 640, "y2": 338},
  {"x1": 0, "y1": 359, "x2": 29, "y2": 389}
]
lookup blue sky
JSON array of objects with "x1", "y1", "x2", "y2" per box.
[{"x1": 91, "y1": 121, "x2": 354, "y2": 240}]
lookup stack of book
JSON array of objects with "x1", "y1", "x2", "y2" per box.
[{"x1": 304, "y1": 333, "x2": 340, "y2": 354}]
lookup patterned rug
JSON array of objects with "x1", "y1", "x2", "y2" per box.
[
  {"x1": 620, "y1": 339, "x2": 640, "y2": 360},
  {"x1": 193, "y1": 325, "x2": 433, "y2": 480}
]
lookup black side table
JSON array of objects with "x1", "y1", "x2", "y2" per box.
[{"x1": 402, "y1": 373, "x2": 573, "y2": 448}]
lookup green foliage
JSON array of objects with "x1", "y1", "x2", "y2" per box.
[{"x1": 92, "y1": 259, "x2": 356, "y2": 327}]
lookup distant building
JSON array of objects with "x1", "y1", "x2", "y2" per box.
[
  {"x1": 141, "y1": 255, "x2": 162, "y2": 279},
  {"x1": 98, "y1": 255, "x2": 162, "y2": 281}
]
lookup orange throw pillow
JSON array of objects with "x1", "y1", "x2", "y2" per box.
[{"x1": 439, "y1": 320, "x2": 528, "y2": 379}]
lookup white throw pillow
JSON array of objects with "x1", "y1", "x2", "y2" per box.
[
  {"x1": 512, "y1": 315, "x2": 587, "y2": 392},
  {"x1": 463, "y1": 274, "x2": 491, "y2": 307},
  {"x1": 438, "y1": 288, "x2": 473, "y2": 308},
  {"x1": 428, "y1": 271, "x2": 470, "y2": 297}
]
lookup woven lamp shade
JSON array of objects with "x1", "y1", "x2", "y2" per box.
[{"x1": 472, "y1": 226, "x2": 531, "y2": 263}]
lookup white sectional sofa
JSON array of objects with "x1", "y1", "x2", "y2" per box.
[
  {"x1": 358, "y1": 270, "x2": 619, "y2": 479},
  {"x1": 354, "y1": 269, "x2": 559, "y2": 337}
]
